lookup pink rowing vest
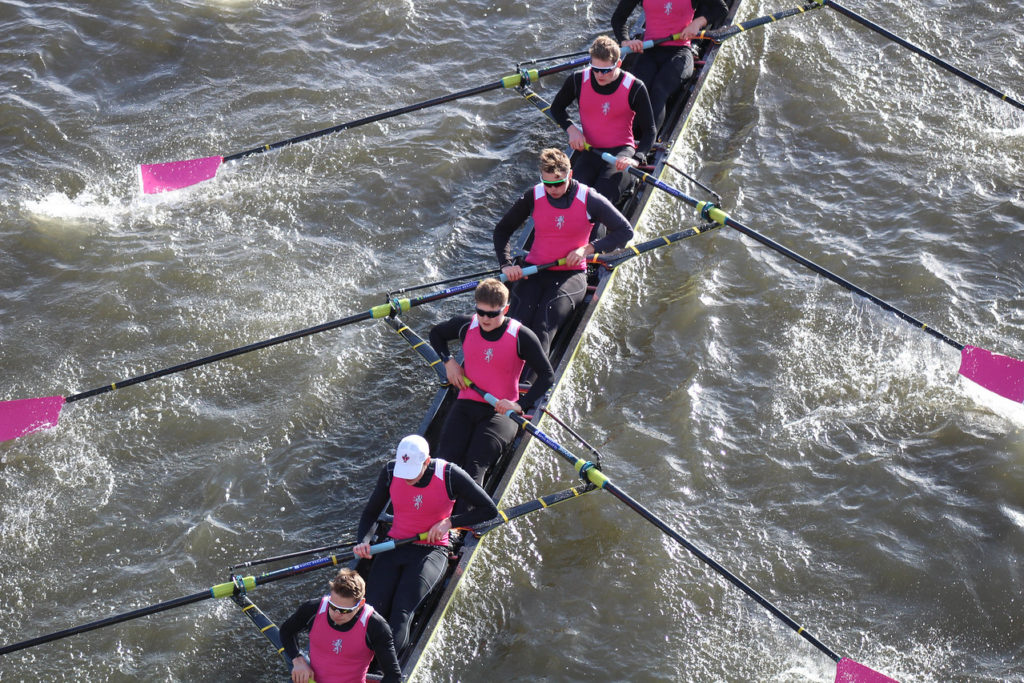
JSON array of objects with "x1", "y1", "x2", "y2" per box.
[
  {"x1": 457, "y1": 315, "x2": 525, "y2": 404},
  {"x1": 643, "y1": 0, "x2": 697, "y2": 46},
  {"x1": 526, "y1": 183, "x2": 592, "y2": 272},
  {"x1": 388, "y1": 460, "x2": 456, "y2": 547},
  {"x1": 308, "y1": 597, "x2": 375, "y2": 683},
  {"x1": 579, "y1": 67, "x2": 637, "y2": 149}
]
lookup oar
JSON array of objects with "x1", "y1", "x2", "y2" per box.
[
  {"x1": 596, "y1": 151, "x2": 1024, "y2": 406},
  {"x1": 138, "y1": 58, "x2": 589, "y2": 194},
  {"x1": 231, "y1": 594, "x2": 292, "y2": 670},
  {"x1": 466, "y1": 380, "x2": 898, "y2": 682},
  {"x1": 817, "y1": 0, "x2": 1024, "y2": 113},
  {"x1": 0, "y1": 534, "x2": 426, "y2": 657},
  {"x1": 695, "y1": 1, "x2": 823, "y2": 43},
  {"x1": 229, "y1": 538, "x2": 357, "y2": 572},
  {"x1": 0, "y1": 479, "x2": 598, "y2": 658},
  {"x1": 0, "y1": 262, "x2": 571, "y2": 443}
]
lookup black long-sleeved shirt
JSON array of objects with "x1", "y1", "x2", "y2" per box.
[
  {"x1": 493, "y1": 179, "x2": 634, "y2": 269},
  {"x1": 611, "y1": 0, "x2": 730, "y2": 43},
  {"x1": 429, "y1": 315, "x2": 554, "y2": 410},
  {"x1": 356, "y1": 460, "x2": 498, "y2": 541},
  {"x1": 549, "y1": 71, "x2": 656, "y2": 157},
  {"x1": 278, "y1": 601, "x2": 403, "y2": 683}
]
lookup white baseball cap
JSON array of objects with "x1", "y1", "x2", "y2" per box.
[{"x1": 394, "y1": 435, "x2": 430, "y2": 478}]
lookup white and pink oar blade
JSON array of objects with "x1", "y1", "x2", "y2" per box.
[
  {"x1": 0, "y1": 396, "x2": 66, "y2": 442},
  {"x1": 835, "y1": 657, "x2": 900, "y2": 682},
  {"x1": 138, "y1": 155, "x2": 224, "y2": 194},
  {"x1": 958, "y1": 345, "x2": 1024, "y2": 403}
]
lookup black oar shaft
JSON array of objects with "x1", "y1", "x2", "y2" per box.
[
  {"x1": 702, "y1": 2, "x2": 822, "y2": 41},
  {"x1": 230, "y1": 539, "x2": 358, "y2": 571},
  {"x1": 62, "y1": 273, "x2": 507, "y2": 406},
  {"x1": 822, "y1": 0, "x2": 1024, "y2": 112},
  {"x1": 0, "y1": 590, "x2": 211, "y2": 656},
  {"x1": 222, "y1": 58, "x2": 588, "y2": 164},
  {"x1": 65, "y1": 307, "x2": 382, "y2": 404},
  {"x1": 614, "y1": 160, "x2": 965, "y2": 352},
  {"x1": 466, "y1": 381, "x2": 843, "y2": 662}
]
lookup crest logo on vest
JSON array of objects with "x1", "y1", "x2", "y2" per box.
[
  {"x1": 665, "y1": 2, "x2": 673, "y2": 15},
  {"x1": 413, "y1": 494, "x2": 423, "y2": 510},
  {"x1": 601, "y1": 102, "x2": 611, "y2": 116},
  {"x1": 556, "y1": 215, "x2": 565, "y2": 229},
  {"x1": 484, "y1": 348, "x2": 494, "y2": 363},
  {"x1": 333, "y1": 638, "x2": 344, "y2": 654}
]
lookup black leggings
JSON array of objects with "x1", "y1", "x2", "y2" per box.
[
  {"x1": 436, "y1": 399, "x2": 518, "y2": 486},
  {"x1": 571, "y1": 146, "x2": 635, "y2": 205},
  {"x1": 365, "y1": 542, "x2": 449, "y2": 654},
  {"x1": 627, "y1": 45, "x2": 694, "y2": 129},
  {"x1": 509, "y1": 269, "x2": 587, "y2": 356}
]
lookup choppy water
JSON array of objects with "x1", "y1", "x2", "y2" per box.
[{"x1": 1, "y1": 0, "x2": 1022, "y2": 681}]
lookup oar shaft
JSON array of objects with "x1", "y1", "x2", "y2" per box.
[
  {"x1": 222, "y1": 57, "x2": 588, "y2": 164},
  {"x1": 606, "y1": 153, "x2": 965, "y2": 352},
  {"x1": 702, "y1": 1, "x2": 822, "y2": 42},
  {"x1": 0, "y1": 537, "x2": 419, "y2": 657},
  {"x1": 65, "y1": 307, "x2": 383, "y2": 404},
  {"x1": 0, "y1": 590, "x2": 211, "y2": 656},
  {"x1": 466, "y1": 381, "x2": 842, "y2": 662},
  {"x1": 821, "y1": 0, "x2": 1024, "y2": 112},
  {"x1": 229, "y1": 539, "x2": 358, "y2": 571}
]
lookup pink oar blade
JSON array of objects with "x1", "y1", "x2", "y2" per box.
[
  {"x1": 835, "y1": 657, "x2": 900, "y2": 682},
  {"x1": 0, "y1": 396, "x2": 66, "y2": 442},
  {"x1": 138, "y1": 155, "x2": 224, "y2": 194},
  {"x1": 958, "y1": 345, "x2": 1024, "y2": 404}
]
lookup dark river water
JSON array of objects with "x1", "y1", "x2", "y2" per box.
[{"x1": 1, "y1": 0, "x2": 1022, "y2": 681}]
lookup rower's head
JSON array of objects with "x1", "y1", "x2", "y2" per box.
[
  {"x1": 539, "y1": 147, "x2": 572, "y2": 200},
  {"x1": 327, "y1": 568, "x2": 366, "y2": 625},
  {"x1": 474, "y1": 278, "x2": 510, "y2": 332},
  {"x1": 394, "y1": 433, "x2": 431, "y2": 483},
  {"x1": 589, "y1": 35, "x2": 622, "y2": 87}
]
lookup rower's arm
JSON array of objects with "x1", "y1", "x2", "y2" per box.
[
  {"x1": 586, "y1": 192, "x2": 635, "y2": 252},
  {"x1": 356, "y1": 466, "x2": 394, "y2": 541},
  {"x1": 493, "y1": 191, "x2": 534, "y2": 267}
]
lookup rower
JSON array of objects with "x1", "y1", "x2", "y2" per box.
[
  {"x1": 493, "y1": 148, "x2": 633, "y2": 356},
  {"x1": 428, "y1": 278, "x2": 554, "y2": 486},
  {"x1": 278, "y1": 568, "x2": 402, "y2": 683},
  {"x1": 353, "y1": 435, "x2": 497, "y2": 655},
  {"x1": 612, "y1": 0, "x2": 729, "y2": 127},
  {"x1": 548, "y1": 35, "x2": 655, "y2": 204}
]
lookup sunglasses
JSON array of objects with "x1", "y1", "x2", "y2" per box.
[
  {"x1": 541, "y1": 176, "x2": 569, "y2": 187},
  {"x1": 475, "y1": 307, "x2": 504, "y2": 318},
  {"x1": 328, "y1": 597, "x2": 365, "y2": 614},
  {"x1": 590, "y1": 62, "x2": 617, "y2": 74}
]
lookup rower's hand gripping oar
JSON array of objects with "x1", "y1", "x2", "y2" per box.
[
  {"x1": 816, "y1": 0, "x2": 1024, "y2": 113},
  {"x1": 597, "y1": 151, "x2": 1024, "y2": 406},
  {"x1": 466, "y1": 379, "x2": 898, "y2": 682},
  {"x1": 138, "y1": 57, "x2": 590, "y2": 194}
]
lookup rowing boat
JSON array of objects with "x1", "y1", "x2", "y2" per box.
[{"x1": 231, "y1": 1, "x2": 744, "y2": 677}]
